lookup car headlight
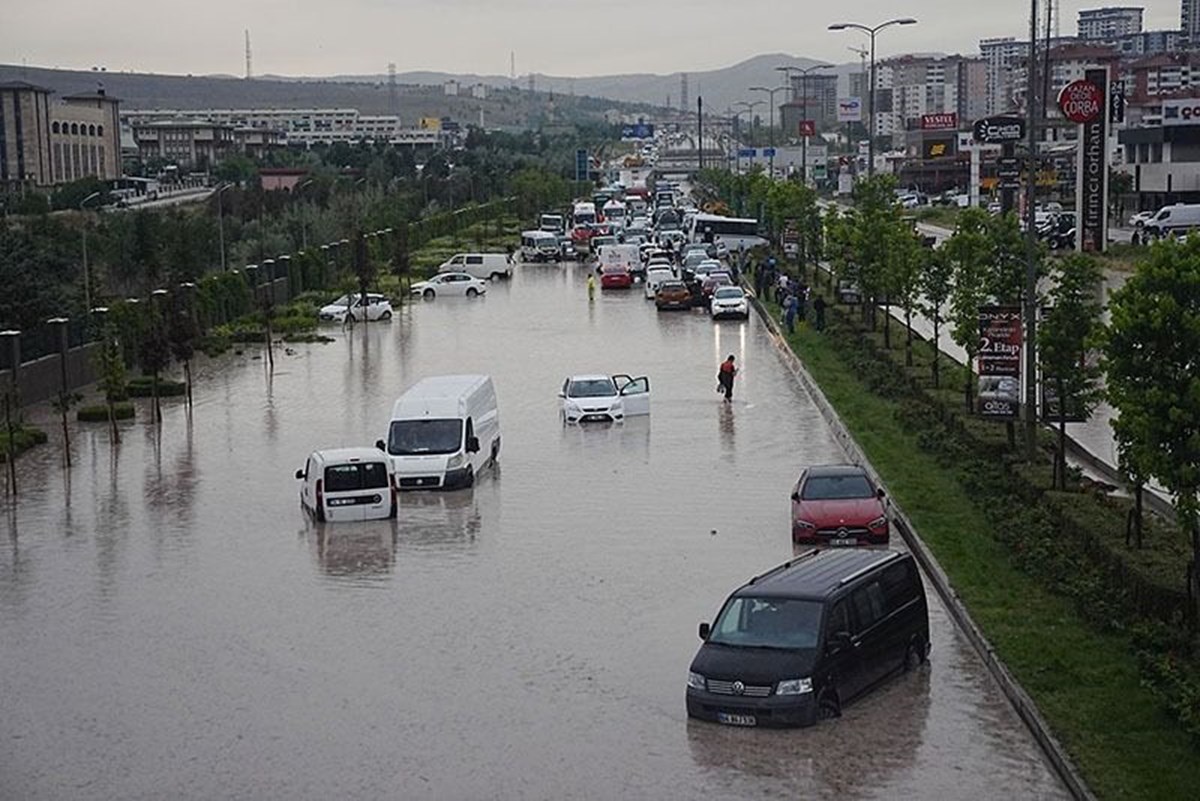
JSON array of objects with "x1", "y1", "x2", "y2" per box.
[
  {"x1": 687, "y1": 671, "x2": 706, "y2": 691},
  {"x1": 776, "y1": 677, "x2": 813, "y2": 696},
  {"x1": 446, "y1": 452, "x2": 465, "y2": 469},
  {"x1": 868, "y1": 516, "x2": 888, "y2": 529},
  {"x1": 794, "y1": 519, "x2": 816, "y2": 530}
]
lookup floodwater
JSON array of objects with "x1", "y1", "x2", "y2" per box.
[{"x1": 1, "y1": 264, "x2": 1067, "y2": 799}]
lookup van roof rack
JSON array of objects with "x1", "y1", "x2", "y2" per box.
[
  {"x1": 748, "y1": 549, "x2": 820, "y2": 585},
  {"x1": 836, "y1": 551, "x2": 901, "y2": 587}
]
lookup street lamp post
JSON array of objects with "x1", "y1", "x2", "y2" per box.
[
  {"x1": 733, "y1": 101, "x2": 764, "y2": 173},
  {"x1": 776, "y1": 64, "x2": 835, "y2": 185},
  {"x1": 79, "y1": 191, "x2": 102, "y2": 312},
  {"x1": 214, "y1": 183, "x2": 233, "y2": 272},
  {"x1": 749, "y1": 85, "x2": 789, "y2": 178},
  {"x1": 829, "y1": 18, "x2": 918, "y2": 178}
]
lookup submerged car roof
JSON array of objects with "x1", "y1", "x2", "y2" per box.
[{"x1": 734, "y1": 549, "x2": 907, "y2": 602}]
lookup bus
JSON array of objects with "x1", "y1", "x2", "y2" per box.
[{"x1": 687, "y1": 213, "x2": 767, "y2": 251}]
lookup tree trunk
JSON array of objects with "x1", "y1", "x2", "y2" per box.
[
  {"x1": 1057, "y1": 412, "x2": 1068, "y2": 490},
  {"x1": 1190, "y1": 514, "x2": 1200, "y2": 629},
  {"x1": 964, "y1": 358, "x2": 974, "y2": 412},
  {"x1": 184, "y1": 360, "x2": 193, "y2": 410},
  {"x1": 883, "y1": 301, "x2": 891, "y2": 349},
  {"x1": 904, "y1": 307, "x2": 913, "y2": 367},
  {"x1": 264, "y1": 313, "x2": 275, "y2": 369},
  {"x1": 152, "y1": 372, "x2": 162, "y2": 425},
  {"x1": 107, "y1": 398, "x2": 119, "y2": 444},
  {"x1": 932, "y1": 318, "x2": 941, "y2": 388},
  {"x1": 58, "y1": 396, "x2": 71, "y2": 468},
  {"x1": 3, "y1": 393, "x2": 16, "y2": 496}
]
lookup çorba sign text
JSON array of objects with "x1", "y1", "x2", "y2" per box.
[{"x1": 1057, "y1": 79, "x2": 1103, "y2": 124}]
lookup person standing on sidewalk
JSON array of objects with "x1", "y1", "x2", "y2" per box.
[
  {"x1": 783, "y1": 292, "x2": 798, "y2": 334},
  {"x1": 717, "y1": 355, "x2": 737, "y2": 402}
]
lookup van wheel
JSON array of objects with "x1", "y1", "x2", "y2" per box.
[
  {"x1": 424, "y1": 288, "x2": 435, "y2": 300},
  {"x1": 464, "y1": 466, "x2": 475, "y2": 487},
  {"x1": 490, "y1": 272, "x2": 505, "y2": 281},
  {"x1": 817, "y1": 689, "x2": 841, "y2": 721},
  {"x1": 904, "y1": 638, "x2": 926, "y2": 672},
  {"x1": 466, "y1": 287, "x2": 479, "y2": 297}
]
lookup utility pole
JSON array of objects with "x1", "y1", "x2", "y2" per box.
[
  {"x1": 697, "y1": 96, "x2": 704, "y2": 170},
  {"x1": 1023, "y1": 0, "x2": 1041, "y2": 457}
]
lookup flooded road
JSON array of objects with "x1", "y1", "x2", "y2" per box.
[{"x1": 1, "y1": 264, "x2": 1067, "y2": 799}]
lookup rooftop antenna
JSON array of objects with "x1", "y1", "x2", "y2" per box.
[
  {"x1": 244, "y1": 29, "x2": 253, "y2": 80},
  {"x1": 388, "y1": 62, "x2": 398, "y2": 115}
]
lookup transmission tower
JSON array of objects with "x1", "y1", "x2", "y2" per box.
[
  {"x1": 680, "y1": 74, "x2": 689, "y2": 115},
  {"x1": 244, "y1": 29, "x2": 252, "y2": 79},
  {"x1": 388, "y1": 62, "x2": 398, "y2": 115}
]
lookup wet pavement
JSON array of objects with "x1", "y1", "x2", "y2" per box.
[{"x1": 1, "y1": 263, "x2": 1067, "y2": 799}]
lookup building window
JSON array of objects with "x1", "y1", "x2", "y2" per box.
[
  {"x1": 88, "y1": 124, "x2": 96, "y2": 136},
  {"x1": 70, "y1": 122, "x2": 78, "y2": 135},
  {"x1": 99, "y1": 146, "x2": 105, "y2": 176},
  {"x1": 52, "y1": 121, "x2": 60, "y2": 134},
  {"x1": 97, "y1": 125, "x2": 103, "y2": 136}
]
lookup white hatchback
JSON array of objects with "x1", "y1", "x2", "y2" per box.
[
  {"x1": 411, "y1": 272, "x2": 489, "y2": 300},
  {"x1": 318, "y1": 293, "x2": 394, "y2": 323},
  {"x1": 559, "y1": 374, "x2": 651, "y2": 424},
  {"x1": 710, "y1": 286, "x2": 750, "y2": 320}
]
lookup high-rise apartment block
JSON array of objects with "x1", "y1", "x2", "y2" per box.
[{"x1": 1078, "y1": 7, "x2": 1144, "y2": 39}]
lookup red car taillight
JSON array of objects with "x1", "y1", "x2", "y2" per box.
[{"x1": 315, "y1": 478, "x2": 324, "y2": 510}]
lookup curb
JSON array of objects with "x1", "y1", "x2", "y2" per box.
[{"x1": 749, "y1": 294, "x2": 1097, "y2": 801}]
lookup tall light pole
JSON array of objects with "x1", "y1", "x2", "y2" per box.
[
  {"x1": 214, "y1": 183, "x2": 233, "y2": 272},
  {"x1": 749, "y1": 85, "x2": 789, "y2": 177},
  {"x1": 734, "y1": 101, "x2": 763, "y2": 173},
  {"x1": 79, "y1": 191, "x2": 102, "y2": 312},
  {"x1": 829, "y1": 18, "x2": 918, "y2": 178},
  {"x1": 777, "y1": 64, "x2": 834, "y2": 185}
]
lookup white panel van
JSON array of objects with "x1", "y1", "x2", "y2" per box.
[
  {"x1": 296, "y1": 448, "x2": 397, "y2": 522},
  {"x1": 438, "y1": 253, "x2": 512, "y2": 281},
  {"x1": 377, "y1": 375, "x2": 501, "y2": 490}
]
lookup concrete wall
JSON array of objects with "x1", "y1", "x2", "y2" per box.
[{"x1": 0, "y1": 342, "x2": 102, "y2": 407}]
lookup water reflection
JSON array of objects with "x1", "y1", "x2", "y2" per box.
[
  {"x1": 397, "y1": 488, "x2": 484, "y2": 553},
  {"x1": 685, "y1": 667, "x2": 932, "y2": 797},
  {"x1": 308, "y1": 521, "x2": 397, "y2": 579}
]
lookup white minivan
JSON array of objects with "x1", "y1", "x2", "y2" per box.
[
  {"x1": 296, "y1": 448, "x2": 397, "y2": 522},
  {"x1": 521, "y1": 230, "x2": 562, "y2": 262},
  {"x1": 376, "y1": 375, "x2": 501, "y2": 490},
  {"x1": 1142, "y1": 203, "x2": 1200, "y2": 239},
  {"x1": 438, "y1": 253, "x2": 512, "y2": 281}
]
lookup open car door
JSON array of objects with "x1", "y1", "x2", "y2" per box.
[{"x1": 613, "y1": 375, "x2": 651, "y2": 416}]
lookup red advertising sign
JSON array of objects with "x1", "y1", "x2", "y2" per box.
[
  {"x1": 977, "y1": 306, "x2": 1023, "y2": 418},
  {"x1": 920, "y1": 112, "x2": 958, "y2": 130},
  {"x1": 798, "y1": 120, "x2": 816, "y2": 137},
  {"x1": 1058, "y1": 79, "x2": 1103, "y2": 124}
]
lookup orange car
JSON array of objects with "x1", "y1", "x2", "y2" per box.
[{"x1": 655, "y1": 280, "x2": 692, "y2": 310}]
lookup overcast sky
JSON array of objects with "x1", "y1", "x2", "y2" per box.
[{"x1": 2, "y1": 1, "x2": 1184, "y2": 78}]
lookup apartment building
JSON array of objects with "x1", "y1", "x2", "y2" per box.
[
  {"x1": 871, "y1": 55, "x2": 985, "y2": 148},
  {"x1": 0, "y1": 81, "x2": 122, "y2": 188},
  {"x1": 1078, "y1": 7, "x2": 1144, "y2": 39},
  {"x1": 122, "y1": 107, "x2": 409, "y2": 147}
]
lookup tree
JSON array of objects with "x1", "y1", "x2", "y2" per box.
[
  {"x1": 887, "y1": 230, "x2": 924, "y2": 367},
  {"x1": 167, "y1": 291, "x2": 199, "y2": 410},
  {"x1": 94, "y1": 321, "x2": 127, "y2": 443},
  {"x1": 919, "y1": 248, "x2": 955, "y2": 388},
  {"x1": 849, "y1": 175, "x2": 900, "y2": 331},
  {"x1": 944, "y1": 208, "x2": 993, "y2": 410},
  {"x1": 1104, "y1": 236, "x2": 1200, "y2": 622},
  {"x1": 1039, "y1": 253, "x2": 1104, "y2": 489},
  {"x1": 138, "y1": 301, "x2": 172, "y2": 424}
]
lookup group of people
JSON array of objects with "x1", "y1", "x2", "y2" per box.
[{"x1": 751, "y1": 255, "x2": 825, "y2": 334}]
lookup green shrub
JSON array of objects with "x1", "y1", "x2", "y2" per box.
[
  {"x1": 77, "y1": 402, "x2": 135, "y2": 422},
  {"x1": 127, "y1": 376, "x2": 187, "y2": 397},
  {"x1": 0, "y1": 424, "x2": 48, "y2": 462}
]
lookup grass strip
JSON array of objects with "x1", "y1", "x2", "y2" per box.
[{"x1": 768, "y1": 303, "x2": 1200, "y2": 800}]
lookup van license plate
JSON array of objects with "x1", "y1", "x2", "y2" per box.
[
  {"x1": 717, "y1": 712, "x2": 757, "y2": 727},
  {"x1": 830, "y1": 537, "x2": 857, "y2": 547}
]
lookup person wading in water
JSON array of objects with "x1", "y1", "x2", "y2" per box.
[{"x1": 717, "y1": 355, "x2": 737, "y2": 402}]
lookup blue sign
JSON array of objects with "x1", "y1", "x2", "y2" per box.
[
  {"x1": 737, "y1": 148, "x2": 757, "y2": 158},
  {"x1": 762, "y1": 147, "x2": 776, "y2": 157},
  {"x1": 620, "y1": 122, "x2": 656, "y2": 140},
  {"x1": 575, "y1": 148, "x2": 589, "y2": 181}
]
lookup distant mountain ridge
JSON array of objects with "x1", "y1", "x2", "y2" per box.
[{"x1": 1, "y1": 53, "x2": 862, "y2": 124}]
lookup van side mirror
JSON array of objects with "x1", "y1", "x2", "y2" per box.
[
  {"x1": 876, "y1": 487, "x2": 886, "y2": 499},
  {"x1": 826, "y1": 631, "x2": 852, "y2": 655},
  {"x1": 294, "y1": 469, "x2": 305, "y2": 480},
  {"x1": 466, "y1": 436, "x2": 480, "y2": 453},
  {"x1": 698, "y1": 622, "x2": 711, "y2": 641},
  {"x1": 375, "y1": 439, "x2": 386, "y2": 451},
  {"x1": 790, "y1": 492, "x2": 801, "y2": 502}
]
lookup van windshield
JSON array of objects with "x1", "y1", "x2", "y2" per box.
[
  {"x1": 387, "y1": 419, "x2": 463, "y2": 456},
  {"x1": 324, "y1": 462, "x2": 390, "y2": 492},
  {"x1": 710, "y1": 597, "x2": 823, "y2": 649}
]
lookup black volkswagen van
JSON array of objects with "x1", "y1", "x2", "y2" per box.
[{"x1": 686, "y1": 549, "x2": 929, "y2": 727}]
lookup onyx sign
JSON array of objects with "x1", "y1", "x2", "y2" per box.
[{"x1": 977, "y1": 306, "x2": 1022, "y2": 419}]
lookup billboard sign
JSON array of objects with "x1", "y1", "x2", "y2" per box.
[
  {"x1": 1077, "y1": 69, "x2": 1108, "y2": 253},
  {"x1": 798, "y1": 120, "x2": 816, "y2": 137},
  {"x1": 1162, "y1": 98, "x2": 1200, "y2": 126},
  {"x1": 620, "y1": 122, "x2": 655, "y2": 140},
  {"x1": 837, "y1": 97, "x2": 862, "y2": 123},
  {"x1": 921, "y1": 112, "x2": 958, "y2": 130},
  {"x1": 923, "y1": 137, "x2": 956, "y2": 159},
  {"x1": 977, "y1": 305, "x2": 1022, "y2": 418},
  {"x1": 1058, "y1": 79, "x2": 1103, "y2": 124},
  {"x1": 575, "y1": 148, "x2": 589, "y2": 182},
  {"x1": 973, "y1": 115, "x2": 1026, "y2": 143}
]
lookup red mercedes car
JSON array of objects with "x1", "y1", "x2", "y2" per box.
[{"x1": 790, "y1": 464, "x2": 889, "y2": 545}]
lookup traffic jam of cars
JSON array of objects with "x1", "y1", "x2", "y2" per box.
[{"x1": 299, "y1": 140, "x2": 922, "y2": 732}]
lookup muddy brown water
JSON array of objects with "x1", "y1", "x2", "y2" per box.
[{"x1": 1, "y1": 264, "x2": 1067, "y2": 799}]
